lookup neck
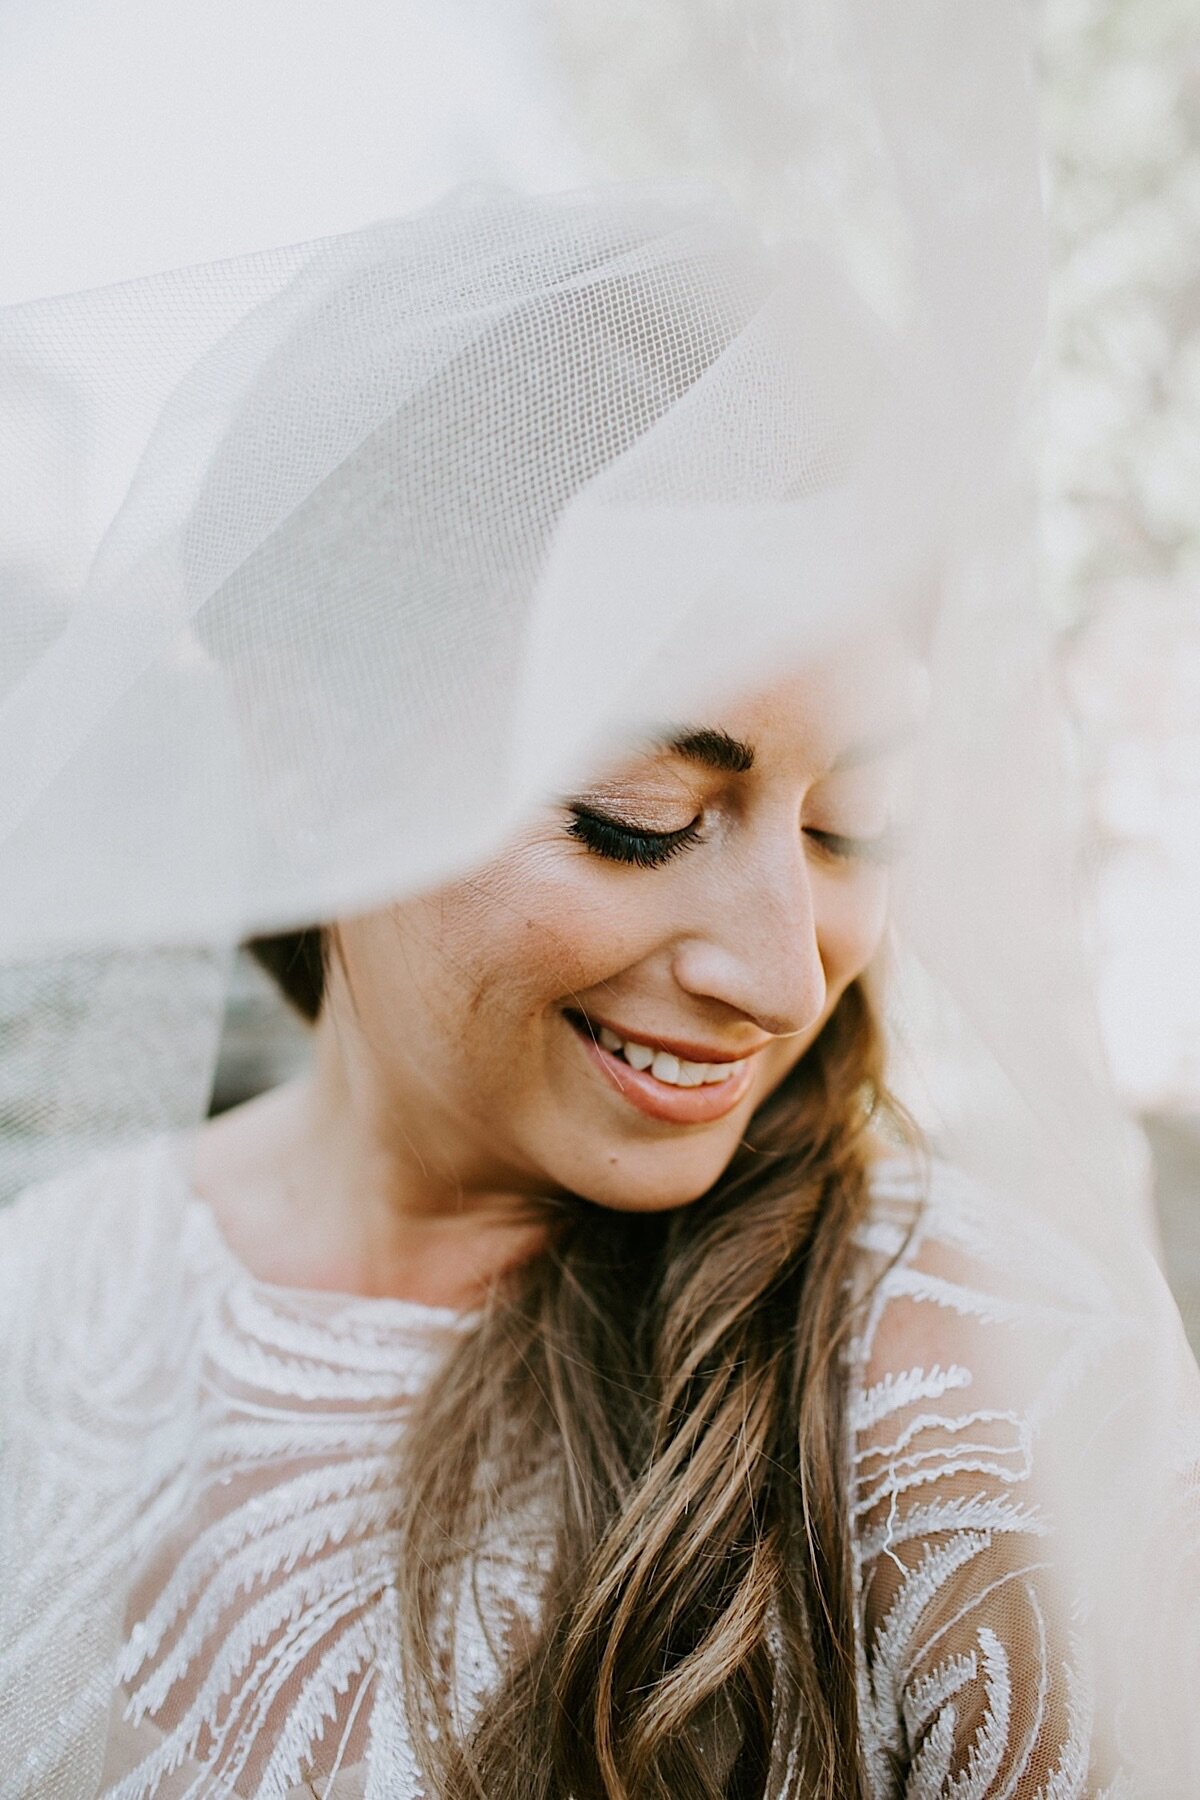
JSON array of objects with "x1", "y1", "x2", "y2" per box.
[{"x1": 192, "y1": 1010, "x2": 549, "y2": 1309}]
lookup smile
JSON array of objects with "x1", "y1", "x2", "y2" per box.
[
  {"x1": 563, "y1": 1009, "x2": 761, "y2": 1125},
  {"x1": 593, "y1": 1026, "x2": 743, "y2": 1087}
]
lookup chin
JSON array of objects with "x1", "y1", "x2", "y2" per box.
[{"x1": 561, "y1": 1138, "x2": 740, "y2": 1216}]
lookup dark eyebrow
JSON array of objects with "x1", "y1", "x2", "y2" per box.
[
  {"x1": 662, "y1": 719, "x2": 915, "y2": 777},
  {"x1": 662, "y1": 727, "x2": 756, "y2": 774}
]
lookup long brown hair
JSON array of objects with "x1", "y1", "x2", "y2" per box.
[{"x1": 250, "y1": 932, "x2": 919, "y2": 1796}]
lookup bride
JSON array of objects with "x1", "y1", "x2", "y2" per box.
[
  {"x1": 3, "y1": 650, "x2": 1135, "y2": 1799},
  {"x1": 0, "y1": 177, "x2": 1196, "y2": 1800}
]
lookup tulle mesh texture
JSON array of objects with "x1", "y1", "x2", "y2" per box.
[
  {"x1": 1, "y1": 1, "x2": 1198, "y2": 1789},
  {"x1": 0, "y1": 188, "x2": 927, "y2": 954}
]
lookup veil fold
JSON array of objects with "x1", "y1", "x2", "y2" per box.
[{"x1": 1, "y1": 1, "x2": 1197, "y2": 1789}]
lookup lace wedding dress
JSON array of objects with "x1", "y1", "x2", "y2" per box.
[{"x1": 0, "y1": 1135, "x2": 1171, "y2": 1796}]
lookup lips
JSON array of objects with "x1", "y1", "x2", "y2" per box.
[{"x1": 564, "y1": 1008, "x2": 762, "y2": 1126}]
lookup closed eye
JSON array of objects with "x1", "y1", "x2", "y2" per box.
[
  {"x1": 805, "y1": 827, "x2": 897, "y2": 865},
  {"x1": 566, "y1": 804, "x2": 703, "y2": 868}
]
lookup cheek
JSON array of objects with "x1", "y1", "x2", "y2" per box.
[
  {"x1": 337, "y1": 895, "x2": 541, "y2": 1112},
  {"x1": 451, "y1": 843, "x2": 671, "y2": 1011},
  {"x1": 818, "y1": 871, "x2": 890, "y2": 983}
]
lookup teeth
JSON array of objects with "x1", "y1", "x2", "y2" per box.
[{"x1": 588, "y1": 1019, "x2": 745, "y2": 1088}]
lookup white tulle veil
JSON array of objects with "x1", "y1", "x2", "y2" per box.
[{"x1": 1, "y1": 0, "x2": 1197, "y2": 1788}]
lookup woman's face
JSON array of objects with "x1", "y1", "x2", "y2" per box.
[{"x1": 327, "y1": 648, "x2": 915, "y2": 1213}]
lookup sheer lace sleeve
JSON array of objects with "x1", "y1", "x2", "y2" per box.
[{"x1": 849, "y1": 1158, "x2": 1141, "y2": 1799}]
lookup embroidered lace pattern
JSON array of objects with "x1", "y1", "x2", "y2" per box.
[
  {"x1": 0, "y1": 1137, "x2": 1147, "y2": 1796},
  {"x1": 847, "y1": 1163, "x2": 1135, "y2": 1799}
]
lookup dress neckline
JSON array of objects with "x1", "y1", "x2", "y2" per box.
[
  {"x1": 160, "y1": 1132, "x2": 478, "y2": 1333},
  {"x1": 160, "y1": 1129, "x2": 924, "y2": 1332}
]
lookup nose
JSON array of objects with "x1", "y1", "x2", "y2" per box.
[{"x1": 668, "y1": 841, "x2": 828, "y2": 1041}]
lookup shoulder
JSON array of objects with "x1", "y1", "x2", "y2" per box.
[
  {"x1": 0, "y1": 1133, "x2": 195, "y2": 1349},
  {"x1": 846, "y1": 1152, "x2": 1131, "y2": 1795},
  {"x1": 853, "y1": 1150, "x2": 1124, "y2": 1399},
  {"x1": 859, "y1": 1146, "x2": 1119, "y2": 1294},
  {"x1": 849, "y1": 1149, "x2": 1138, "y2": 1538}
]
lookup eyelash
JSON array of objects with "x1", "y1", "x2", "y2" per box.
[
  {"x1": 566, "y1": 806, "x2": 703, "y2": 867},
  {"x1": 566, "y1": 806, "x2": 894, "y2": 869},
  {"x1": 808, "y1": 829, "x2": 896, "y2": 866}
]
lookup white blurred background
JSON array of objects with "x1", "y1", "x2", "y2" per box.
[
  {"x1": 2, "y1": 0, "x2": 1198, "y2": 1335},
  {"x1": 1037, "y1": 0, "x2": 1200, "y2": 1343}
]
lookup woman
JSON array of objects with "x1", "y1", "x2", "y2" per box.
[
  {"x1": 1, "y1": 660, "x2": 1126, "y2": 1800},
  {"x1": 0, "y1": 186, "x2": 1194, "y2": 1797}
]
